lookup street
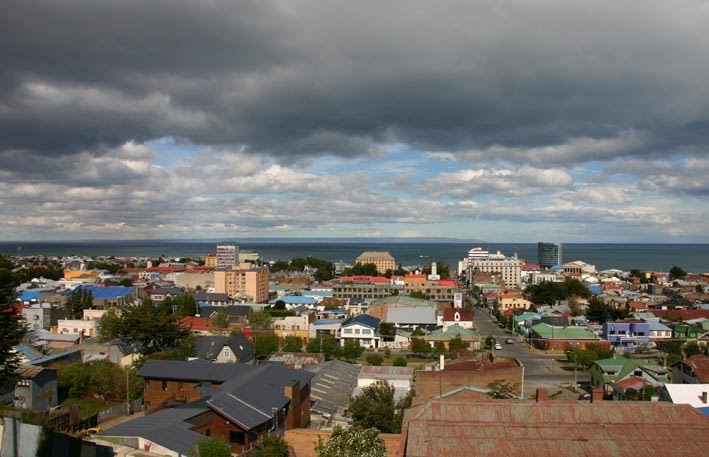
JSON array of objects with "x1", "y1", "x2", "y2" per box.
[{"x1": 473, "y1": 308, "x2": 589, "y2": 399}]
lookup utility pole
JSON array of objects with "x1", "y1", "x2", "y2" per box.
[{"x1": 126, "y1": 368, "x2": 130, "y2": 415}]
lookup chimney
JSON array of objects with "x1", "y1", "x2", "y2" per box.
[
  {"x1": 536, "y1": 389, "x2": 548, "y2": 403},
  {"x1": 79, "y1": 330, "x2": 85, "y2": 344},
  {"x1": 591, "y1": 388, "x2": 604, "y2": 403},
  {"x1": 702, "y1": 392, "x2": 708, "y2": 404},
  {"x1": 439, "y1": 354, "x2": 445, "y2": 371}
]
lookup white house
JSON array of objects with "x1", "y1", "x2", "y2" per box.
[{"x1": 338, "y1": 314, "x2": 380, "y2": 348}]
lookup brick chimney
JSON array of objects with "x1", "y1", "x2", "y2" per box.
[
  {"x1": 536, "y1": 389, "x2": 548, "y2": 403},
  {"x1": 591, "y1": 388, "x2": 604, "y2": 403},
  {"x1": 702, "y1": 391, "x2": 708, "y2": 404}
]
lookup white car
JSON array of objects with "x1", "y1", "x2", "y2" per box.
[{"x1": 494, "y1": 343, "x2": 502, "y2": 350}]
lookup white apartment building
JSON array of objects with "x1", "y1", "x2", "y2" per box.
[{"x1": 467, "y1": 247, "x2": 522, "y2": 288}]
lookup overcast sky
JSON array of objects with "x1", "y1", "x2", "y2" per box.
[{"x1": 1, "y1": 0, "x2": 708, "y2": 242}]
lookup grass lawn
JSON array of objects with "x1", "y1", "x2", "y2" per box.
[{"x1": 61, "y1": 398, "x2": 115, "y2": 418}]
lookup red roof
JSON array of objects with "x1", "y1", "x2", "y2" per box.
[
  {"x1": 436, "y1": 279, "x2": 457, "y2": 287},
  {"x1": 338, "y1": 275, "x2": 390, "y2": 284},
  {"x1": 651, "y1": 309, "x2": 709, "y2": 321},
  {"x1": 405, "y1": 274, "x2": 427, "y2": 279},
  {"x1": 677, "y1": 354, "x2": 709, "y2": 383},
  {"x1": 443, "y1": 307, "x2": 473, "y2": 321},
  {"x1": 522, "y1": 264, "x2": 541, "y2": 271}
]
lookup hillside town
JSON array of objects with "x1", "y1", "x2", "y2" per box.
[{"x1": 2, "y1": 242, "x2": 709, "y2": 456}]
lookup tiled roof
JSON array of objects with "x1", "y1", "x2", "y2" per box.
[{"x1": 443, "y1": 308, "x2": 473, "y2": 321}]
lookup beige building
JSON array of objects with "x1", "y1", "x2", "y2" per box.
[
  {"x1": 175, "y1": 272, "x2": 215, "y2": 290},
  {"x1": 468, "y1": 248, "x2": 522, "y2": 288},
  {"x1": 204, "y1": 253, "x2": 217, "y2": 268},
  {"x1": 355, "y1": 251, "x2": 396, "y2": 274},
  {"x1": 214, "y1": 263, "x2": 270, "y2": 304}
]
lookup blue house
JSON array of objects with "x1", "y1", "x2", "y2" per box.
[{"x1": 602, "y1": 319, "x2": 650, "y2": 351}]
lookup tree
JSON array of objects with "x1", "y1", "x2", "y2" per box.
[
  {"x1": 685, "y1": 341, "x2": 702, "y2": 357},
  {"x1": 315, "y1": 426, "x2": 386, "y2": 457},
  {"x1": 486, "y1": 379, "x2": 519, "y2": 399},
  {"x1": 191, "y1": 436, "x2": 231, "y2": 457},
  {"x1": 392, "y1": 357, "x2": 407, "y2": 367},
  {"x1": 273, "y1": 300, "x2": 286, "y2": 310},
  {"x1": 378, "y1": 322, "x2": 395, "y2": 337},
  {"x1": 253, "y1": 333, "x2": 279, "y2": 359},
  {"x1": 484, "y1": 336, "x2": 496, "y2": 349},
  {"x1": 210, "y1": 311, "x2": 229, "y2": 335},
  {"x1": 58, "y1": 359, "x2": 142, "y2": 400},
  {"x1": 341, "y1": 339, "x2": 364, "y2": 362},
  {"x1": 98, "y1": 301, "x2": 191, "y2": 355},
  {"x1": 669, "y1": 266, "x2": 687, "y2": 280},
  {"x1": 0, "y1": 256, "x2": 25, "y2": 383},
  {"x1": 255, "y1": 434, "x2": 289, "y2": 457},
  {"x1": 306, "y1": 334, "x2": 339, "y2": 359},
  {"x1": 282, "y1": 336, "x2": 303, "y2": 352},
  {"x1": 584, "y1": 296, "x2": 612, "y2": 324},
  {"x1": 248, "y1": 311, "x2": 273, "y2": 330},
  {"x1": 349, "y1": 384, "x2": 402, "y2": 433},
  {"x1": 366, "y1": 354, "x2": 384, "y2": 366},
  {"x1": 410, "y1": 337, "x2": 431, "y2": 354},
  {"x1": 67, "y1": 288, "x2": 94, "y2": 319},
  {"x1": 448, "y1": 336, "x2": 465, "y2": 351}
]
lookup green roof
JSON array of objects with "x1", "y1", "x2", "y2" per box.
[
  {"x1": 424, "y1": 324, "x2": 480, "y2": 340},
  {"x1": 531, "y1": 323, "x2": 600, "y2": 340},
  {"x1": 593, "y1": 357, "x2": 670, "y2": 383},
  {"x1": 514, "y1": 312, "x2": 540, "y2": 324}
]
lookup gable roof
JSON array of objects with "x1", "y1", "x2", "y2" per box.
[
  {"x1": 673, "y1": 354, "x2": 709, "y2": 383},
  {"x1": 341, "y1": 314, "x2": 380, "y2": 329},
  {"x1": 305, "y1": 360, "x2": 362, "y2": 417},
  {"x1": 193, "y1": 334, "x2": 254, "y2": 362},
  {"x1": 531, "y1": 323, "x2": 600, "y2": 340},
  {"x1": 443, "y1": 308, "x2": 473, "y2": 321},
  {"x1": 269, "y1": 295, "x2": 318, "y2": 305},
  {"x1": 424, "y1": 324, "x2": 480, "y2": 340}
]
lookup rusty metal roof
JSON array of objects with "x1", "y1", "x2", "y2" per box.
[{"x1": 403, "y1": 398, "x2": 709, "y2": 456}]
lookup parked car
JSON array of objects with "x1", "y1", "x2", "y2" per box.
[
  {"x1": 494, "y1": 343, "x2": 502, "y2": 350},
  {"x1": 505, "y1": 338, "x2": 514, "y2": 344}
]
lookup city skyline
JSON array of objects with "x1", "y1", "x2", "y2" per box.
[{"x1": 1, "y1": 1, "x2": 708, "y2": 242}]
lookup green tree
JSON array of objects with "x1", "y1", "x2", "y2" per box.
[
  {"x1": 282, "y1": 336, "x2": 304, "y2": 352},
  {"x1": 255, "y1": 434, "x2": 289, "y2": 457},
  {"x1": 349, "y1": 383, "x2": 402, "y2": 433},
  {"x1": 253, "y1": 333, "x2": 279, "y2": 359},
  {"x1": 248, "y1": 311, "x2": 273, "y2": 330},
  {"x1": 0, "y1": 257, "x2": 25, "y2": 383},
  {"x1": 585, "y1": 296, "x2": 612, "y2": 323},
  {"x1": 366, "y1": 354, "x2": 384, "y2": 366},
  {"x1": 392, "y1": 357, "x2": 407, "y2": 367},
  {"x1": 306, "y1": 334, "x2": 339, "y2": 359},
  {"x1": 484, "y1": 336, "x2": 496, "y2": 349},
  {"x1": 422, "y1": 260, "x2": 451, "y2": 279},
  {"x1": 448, "y1": 336, "x2": 465, "y2": 351},
  {"x1": 175, "y1": 294, "x2": 198, "y2": 318},
  {"x1": 98, "y1": 301, "x2": 191, "y2": 355},
  {"x1": 410, "y1": 337, "x2": 431, "y2": 354},
  {"x1": 408, "y1": 291, "x2": 428, "y2": 299},
  {"x1": 67, "y1": 288, "x2": 94, "y2": 319},
  {"x1": 315, "y1": 426, "x2": 386, "y2": 457},
  {"x1": 685, "y1": 341, "x2": 702, "y2": 357},
  {"x1": 341, "y1": 339, "x2": 364, "y2": 362},
  {"x1": 378, "y1": 322, "x2": 395, "y2": 337},
  {"x1": 669, "y1": 266, "x2": 687, "y2": 280},
  {"x1": 273, "y1": 300, "x2": 286, "y2": 310},
  {"x1": 486, "y1": 379, "x2": 519, "y2": 399},
  {"x1": 58, "y1": 359, "x2": 143, "y2": 400},
  {"x1": 191, "y1": 435, "x2": 231, "y2": 457},
  {"x1": 210, "y1": 311, "x2": 229, "y2": 335}
]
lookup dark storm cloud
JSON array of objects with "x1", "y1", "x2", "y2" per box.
[{"x1": 2, "y1": 0, "x2": 709, "y2": 169}]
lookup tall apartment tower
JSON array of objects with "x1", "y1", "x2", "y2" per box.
[
  {"x1": 216, "y1": 242, "x2": 239, "y2": 270},
  {"x1": 537, "y1": 242, "x2": 562, "y2": 269}
]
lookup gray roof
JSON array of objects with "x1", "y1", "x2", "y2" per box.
[
  {"x1": 207, "y1": 363, "x2": 314, "y2": 430},
  {"x1": 306, "y1": 360, "x2": 362, "y2": 416},
  {"x1": 138, "y1": 359, "x2": 254, "y2": 382},
  {"x1": 149, "y1": 287, "x2": 186, "y2": 295},
  {"x1": 191, "y1": 292, "x2": 231, "y2": 302},
  {"x1": 99, "y1": 406, "x2": 207, "y2": 455},
  {"x1": 193, "y1": 334, "x2": 254, "y2": 362},
  {"x1": 386, "y1": 307, "x2": 438, "y2": 325},
  {"x1": 200, "y1": 305, "x2": 251, "y2": 317}
]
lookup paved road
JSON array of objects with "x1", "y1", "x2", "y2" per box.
[{"x1": 473, "y1": 308, "x2": 588, "y2": 399}]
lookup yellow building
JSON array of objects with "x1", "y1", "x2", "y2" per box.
[
  {"x1": 214, "y1": 263, "x2": 270, "y2": 304},
  {"x1": 355, "y1": 251, "x2": 396, "y2": 274},
  {"x1": 63, "y1": 270, "x2": 98, "y2": 280},
  {"x1": 204, "y1": 253, "x2": 217, "y2": 268}
]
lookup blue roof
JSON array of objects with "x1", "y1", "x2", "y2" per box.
[
  {"x1": 313, "y1": 319, "x2": 343, "y2": 326},
  {"x1": 342, "y1": 314, "x2": 380, "y2": 329},
  {"x1": 69, "y1": 285, "x2": 133, "y2": 300},
  {"x1": 14, "y1": 345, "x2": 42, "y2": 361},
  {"x1": 19, "y1": 291, "x2": 44, "y2": 302},
  {"x1": 587, "y1": 284, "x2": 602, "y2": 294},
  {"x1": 29, "y1": 349, "x2": 81, "y2": 365},
  {"x1": 269, "y1": 295, "x2": 318, "y2": 305}
]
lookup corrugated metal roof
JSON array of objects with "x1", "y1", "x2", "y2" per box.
[
  {"x1": 306, "y1": 360, "x2": 362, "y2": 416},
  {"x1": 532, "y1": 323, "x2": 600, "y2": 340},
  {"x1": 69, "y1": 285, "x2": 133, "y2": 300},
  {"x1": 386, "y1": 307, "x2": 438, "y2": 325},
  {"x1": 360, "y1": 365, "x2": 414, "y2": 379},
  {"x1": 404, "y1": 399, "x2": 709, "y2": 457}
]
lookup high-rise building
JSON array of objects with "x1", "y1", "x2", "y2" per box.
[
  {"x1": 467, "y1": 247, "x2": 522, "y2": 288},
  {"x1": 537, "y1": 242, "x2": 562, "y2": 269},
  {"x1": 214, "y1": 264, "x2": 270, "y2": 303},
  {"x1": 216, "y1": 243, "x2": 239, "y2": 270}
]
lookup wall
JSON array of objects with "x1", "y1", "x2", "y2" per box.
[{"x1": 142, "y1": 378, "x2": 207, "y2": 412}]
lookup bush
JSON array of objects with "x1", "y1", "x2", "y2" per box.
[
  {"x1": 392, "y1": 357, "x2": 407, "y2": 367},
  {"x1": 384, "y1": 349, "x2": 391, "y2": 357},
  {"x1": 366, "y1": 354, "x2": 384, "y2": 366}
]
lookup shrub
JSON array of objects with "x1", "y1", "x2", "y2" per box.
[{"x1": 366, "y1": 354, "x2": 384, "y2": 366}]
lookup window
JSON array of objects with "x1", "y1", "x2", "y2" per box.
[
  {"x1": 230, "y1": 431, "x2": 245, "y2": 445},
  {"x1": 343, "y1": 328, "x2": 352, "y2": 334},
  {"x1": 162, "y1": 380, "x2": 168, "y2": 391},
  {"x1": 224, "y1": 348, "x2": 231, "y2": 359}
]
